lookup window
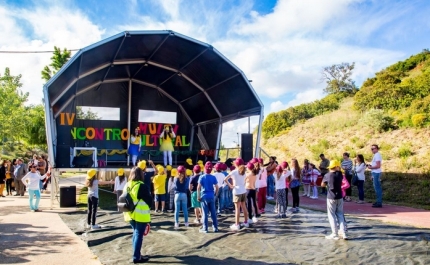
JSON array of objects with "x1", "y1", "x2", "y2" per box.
[
  {"x1": 138, "y1": 110, "x2": 177, "y2": 124},
  {"x1": 76, "y1": 106, "x2": 120, "y2": 121}
]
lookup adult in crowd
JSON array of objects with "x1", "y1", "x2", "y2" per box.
[
  {"x1": 319, "y1": 154, "x2": 330, "y2": 195},
  {"x1": 265, "y1": 156, "x2": 278, "y2": 200},
  {"x1": 197, "y1": 162, "x2": 219, "y2": 233},
  {"x1": 5, "y1": 160, "x2": 14, "y2": 196},
  {"x1": 128, "y1": 127, "x2": 142, "y2": 166},
  {"x1": 124, "y1": 166, "x2": 152, "y2": 264},
  {"x1": 321, "y1": 160, "x2": 347, "y2": 240},
  {"x1": 368, "y1": 144, "x2": 383, "y2": 208},
  {"x1": 354, "y1": 154, "x2": 366, "y2": 204},
  {"x1": 341, "y1": 152, "x2": 353, "y2": 202},
  {"x1": 0, "y1": 160, "x2": 5, "y2": 197},
  {"x1": 21, "y1": 163, "x2": 50, "y2": 212},
  {"x1": 14, "y1": 159, "x2": 27, "y2": 196},
  {"x1": 290, "y1": 159, "x2": 301, "y2": 213}
]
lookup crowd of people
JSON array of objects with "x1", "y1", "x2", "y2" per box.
[{"x1": 0, "y1": 154, "x2": 51, "y2": 212}]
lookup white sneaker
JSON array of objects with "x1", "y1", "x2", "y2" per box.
[
  {"x1": 241, "y1": 222, "x2": 249, "y2": 228},
  {"x1": 230, "y1": 224, "x2": 240, "y2": 231},
  {"x1": 342, "y1": 232, "x2": 348, "y2": 240},
  {"x1": 248, "y1": 219, "x2": 253, "y2": 224},
  {"x1": 193, "y1": 219, "x2": 200, "y2": 224},
  {"x1": 339, "y1": 231, "x2": 348, "y2": 239},
  {"x1": 252, "y1": 217, "x2": 258, "y2": 224},
  {"x1": 325, "y1": 233, "x2": 339, "y2": 240},
  {"x1": 184, "y1": 223, "x2": 189, "y2": 227},
  {"x1": 174, "y1": 223, "x2": 179, "y2": 229},
  {"x1": 91, "y1": 224, "x2": 101, "y2": 230}
]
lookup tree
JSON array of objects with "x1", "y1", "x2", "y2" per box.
[
  {"x1": 0, "y1": 68, "x2": 29, "y2": 142},
  {"x1": 321, "y1": 62, "x2": 358, "y2": 94},
  {"x1": 76, "y1": 106, "x2": 101, "y2": 120},
  {"x1": 41, "y1": 46, "x2": 71, "y2": 82},
  {"x1": 25, "y1": 104, "x2": 47, "y2": 146}
]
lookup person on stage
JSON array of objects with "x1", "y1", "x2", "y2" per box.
[
  {"x1": 128, "y1": 127, "x2": 141, "y2": 166},
  {"x1": 159, "y1": 125, "x2": 176, "y2": 166}
]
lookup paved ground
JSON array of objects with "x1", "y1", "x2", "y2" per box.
[
  {"x1": 0, "y1": 180, "x2": 101, "y2": 265},
  {"x1": 1, "y1": 179, "x2": 429, "y2": 264}
]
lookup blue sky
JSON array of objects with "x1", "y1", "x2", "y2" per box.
[{"x1": 1, "y1": 0, "x2": 430, "y2": 147}]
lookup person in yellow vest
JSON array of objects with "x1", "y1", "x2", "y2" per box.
[
  {"x1": 128, "y1": 127, "x2": 141, "y2": 166},
  {"x1": 159, "y1": 125, "x2": 176, "y2": 166},
  {"x1": 124, "y1": 166, "x2": 152, "y2": 264}
]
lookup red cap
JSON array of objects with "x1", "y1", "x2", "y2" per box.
[
  {"x1": 193, "y1": 165, "x2": 201, "y2": 173},
  {"x1": 281, "y1": 161, "x2": 288, "y2": 170},
  {"x1": 250, "y1": 158, "x2": 258, "y2": 164},
  {"x1": 221, "y1": 163, "x2": 228, "y2": 171},
  {"x1": 177, "y1": 165, "x2": 186, "y2": 174},
  {"x1": 204, "y1": 161, "x2": 213, "y2": 174},
  {"x1": 234, "y1": 158, "x2": 245, "y2": 166},
  {"x1": 230, "y1": 165, "x2": 236, "y2": 171},
  {"x1": 214, "y1": 163, "x2": 222, "y2": 171},
  {"x1": 258, "y1": 158, "x2": 263, "y2": 163},
  {"x1": 247, "y1": 162, "x2": 254, "y2": 170},
  {"x1": 276, "y1": 165, "x2": 283, "y2": 172}
]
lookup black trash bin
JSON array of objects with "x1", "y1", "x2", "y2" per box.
[{"x1": 60, "y1": 186, "x2": 76, "y2": 207}]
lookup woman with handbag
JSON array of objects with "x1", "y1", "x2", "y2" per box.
[
  {"x1": 354, "y1": 154, "x2": 366, "y2": 204},
  {"x1": 341, "y1": 153, "x2": 354, "y2": 202}
]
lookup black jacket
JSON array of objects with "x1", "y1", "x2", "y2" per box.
[{"x1": 0, "y1": 165, "x2": 5, "y2": 183}]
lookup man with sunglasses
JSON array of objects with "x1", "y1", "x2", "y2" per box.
[
  {"x1": 13, "y1": 159, "x2": 27, "y2": 196},
  {"x1": 21, "y1": 163, "x2": 51, "y2": 212},
  {"x1": 368, "y1": 144, "x2": 383, "y2": 208}
]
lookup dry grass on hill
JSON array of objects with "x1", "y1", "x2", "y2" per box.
[{"x1": 261, "y1": 98, "x2": 430, "y2": 174}]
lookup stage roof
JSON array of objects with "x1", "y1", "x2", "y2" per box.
[{"x1": 44, "y1": 30, "x2": 263, "y2": 125}]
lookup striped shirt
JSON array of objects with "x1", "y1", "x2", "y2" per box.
[{"x1": 341, "y1": 159, "x2": 353, "y2": 173}]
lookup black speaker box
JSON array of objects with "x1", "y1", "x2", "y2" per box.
[
  {"x1": 72, "y1": 156, "x2": 94, "y2": 167},
  {"x1": 241, "y1": 133, "x2": 253, "y2": 162},
  {"x1": 60, "y1": 186, "x2": 76, "y2": 207}
]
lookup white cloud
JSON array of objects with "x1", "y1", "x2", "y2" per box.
[{"x1": 0, "y1": 4, "x2": 104, "y2": 105}]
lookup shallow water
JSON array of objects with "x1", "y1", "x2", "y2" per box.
[{"x1": 60, "y1": 205, "x2": 430, "y2": 265}]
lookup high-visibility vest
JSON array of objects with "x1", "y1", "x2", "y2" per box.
[{"x1": 123, "y1": 181, "x2": 151, "y2": 223}]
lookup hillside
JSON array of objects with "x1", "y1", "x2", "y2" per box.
[{"x1": 260, "y1": 98, "x2": 430, "y2": 174}]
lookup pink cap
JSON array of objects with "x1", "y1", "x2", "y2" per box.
[
  {"x1": 230, "y1": 165, "x2": 236, "y2": 171},
  {"x1": 193, "y1": 165, "x2": 201, "y2": 173},
  {"x1": 204, "y1": 161, "x2": 213, "y2": 173},
  {"x1": 234, "y1": 158, "x2": 245, "y2": 166},
  {"x1": 247, "y1": 162, "x2": 254, "y2": 170},
  {"x1": 250, "y1": 158, "x2": 258, "y2": 164},
  {"x1": 214, "y1": 162, "x2": 223, "y2": 171},
  {"x1": 276, "y1": 165, "x2": 283, "y2": 172},
  {"x1": 177, "y1": 165, "x2": 186, "y2": 173},
  {"x1": 258, "y1": 158, "x2": 263, "y2": 163},
  {"x1": 281, "y1": 161, "x2": 288, "y2": 170}
]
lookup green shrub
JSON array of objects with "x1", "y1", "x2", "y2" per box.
[
  {"x1": 310, "y1": 139, "x2": 331, "y2": 160},
  {"x1": 350, "y1": 136, "x2": 359, "y2": 144},
  {"x1": 398, "y1": 143, "x2": 413, "y2": 158},
  {"x1": 360, "y1": 109, "x2": 396, "y2": 132},
  {"x1": 411, "y1": 113, "x2": 427, "y2": 128}
]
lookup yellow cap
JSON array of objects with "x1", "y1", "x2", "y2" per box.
[
  {"x1": 157, "y1": 166, "x2": 165, "y2": 174},
  {"x1": 328, "y1": 160, "x2": 340, "y2": 169},
  {"x1": 166, "y1": 165, "x2": 172, "y2": 171},
  {"x1": 197, "y1": 160, "x2": 203, "y2": 164},
  {"x1": 86, "y1": 169, "x2": 97, "y2": 179},
  {"x1": 138, "y1": 160, "x2": 146, "y2": 169},
  {"x1": 118, "y1": 168, "x2": 124, "y2": 176},
  {"x1": 186, "y1": 169, "x2": 192, "y2": 176},
  {"x1": 171, "y1": 168, "x2": 178, "y2": 177},
  {"x1": 186, "y1": 158, "x2": 192, "y2": 165}
]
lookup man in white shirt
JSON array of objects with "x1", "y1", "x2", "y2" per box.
[{"x1": 367, "y1": 144, "x2": 383, "y2": 208}]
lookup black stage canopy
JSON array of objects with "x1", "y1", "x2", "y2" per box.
[{"x1": 43, "y1": 30, "x2": 264, "y2": 168}]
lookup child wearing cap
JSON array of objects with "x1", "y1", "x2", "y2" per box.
[
  {"x1": 86, "y1": 169, "x2": 101, "y2": 230},
  {"x1": 197, "y1": 162, "x2": 219, "y2": 233},
  {"x1": 189, "y1": 165, "x2": 202, "y2": 224},
  {"x1": 245, "y1": 161, "x2": 260, "y2": 223},
  {"x1": 214, "y1": 163, "x2": 226, "y2": 215},
  {"x1": 256, "y1": 158, "x2": 268, "y2": 213},
  {"x1": 168, "y1": 168, "x2": 178, "y2": 212},
  {"x1": 309, "y1": 163, "x2": 320, "y2": 199},
  {"x1": 224, "y1": 158, "x2": 249, "y2": 231},
  {"x1": 114, "y1": 168, "x2": 127, "y2": 211},
  {"x1": 152, "y1": 166, "x2": 167, "y2": 213},
  {"x1": 275, "y1": 165, "x2": 289, "y2": 218}
]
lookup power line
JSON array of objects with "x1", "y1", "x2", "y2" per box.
[{"x1": 0, "y1": 49, "x2": 80, "y2": 54}]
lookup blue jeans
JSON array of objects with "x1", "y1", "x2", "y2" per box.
[
  {"x1": 216, "y1": 187, "x2": 226, "y2": 212},
  {"x1": 130, "y1": 220, "x2": 148, "y2": 262},
  {"x1": 174, "y1": 193, "x2": 188, "y2": 224},
  {"x1": 267, "y1": 174, "x2": 275, "y2": 197},
  {"x1": 201, "y1": 197, "x2": 218, "y2": 231},
  {"x1": 372, "y1": 172, "x2": 383, "y2": 204},
  {"x1": 28, "y1": 189, "x2": 41, "y2": 210},
  {"x1": 224, "y1": 185, "x2": 233, "y2": 208}
]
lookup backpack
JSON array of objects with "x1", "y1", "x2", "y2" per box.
[{"x1": 117, "y1": 182, "x2": 141, "y2": 213}]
